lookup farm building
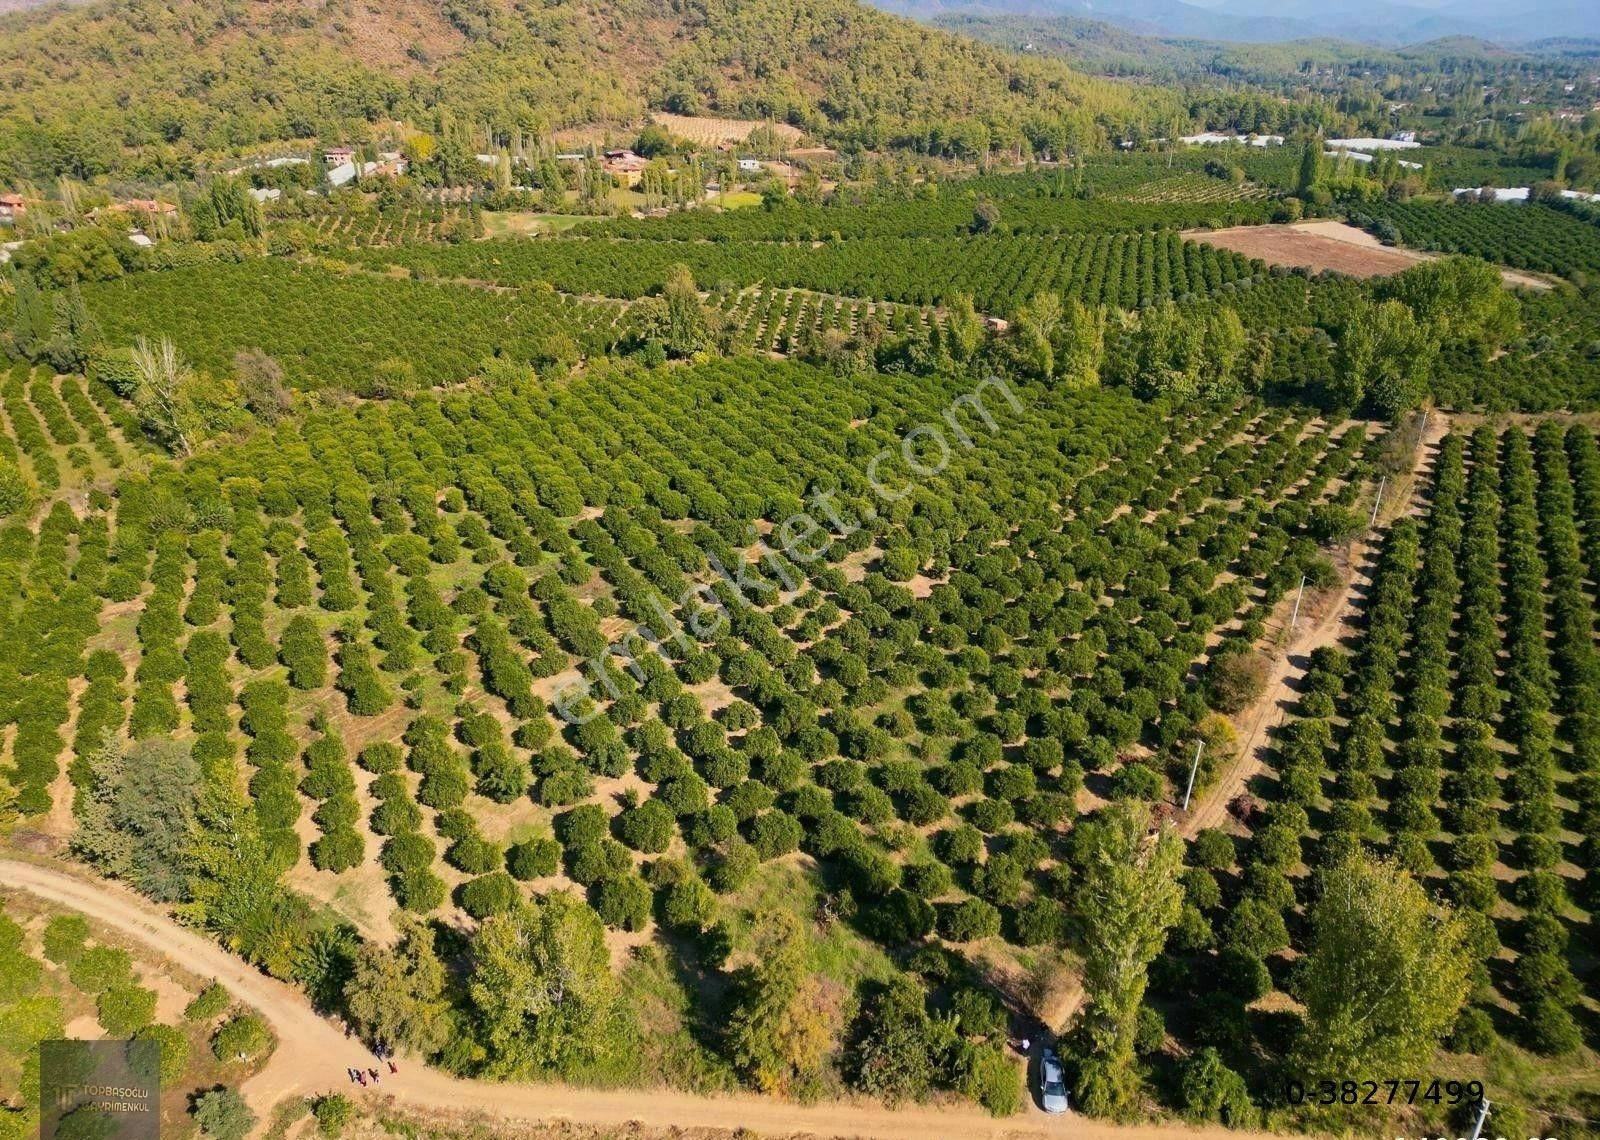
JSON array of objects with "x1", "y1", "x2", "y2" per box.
[
  {"x1": 323, "y1": 146, "x2": 354, "y2": 165},
  {"x1": 603, "y1": 150, "x2": 647, "y2": 178},
  {"x1": 0, "y1": 192, "x2": 25, "y2": 222},
  {"x1": 737, "y1": 157, "x2": 762, "y2": 172},
  {"x1": 1327, "y1": 136, "x2": 1420, "y2": 150}
]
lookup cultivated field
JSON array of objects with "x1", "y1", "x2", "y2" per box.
[
  {"x1": 648, "y1": 113, "x2": 806, "y2": 148},
  {"x1": 1184, "y1": 220, "x2": 1551, "y2": 288}
]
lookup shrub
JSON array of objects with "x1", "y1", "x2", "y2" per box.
[
  {"x1": 280, "y1": 615, "x2": 328, "y2": 688},
  {"x1": 134, "y1": 1023, "x2": 190, "y2": 1082},
  {"x1": 185, "y1": 982, "x2": 230, "y2": 1022},
  {"x1": 937, "y1": 898, "x2": 1001, "y2": 943},
  {"x1": 618, "y1": 799, "x2": 676, "y2": 853},
  {"x1": 956, "y1": 1041, "x2": 1020, "y2": 1116},
  {"x1": 97, "y1": 983, "x2": 158, "y2": 1035},
  {"x1": 595, "y1": 874, "x2": 652, "y2": 931},
  {"x1": 42, "y1": 913, "x2": 90, "y2": 964},
  {"x1": 212, "y1": 1013, "x2": 274, "y2": 1062},
  {"x1": 194, "y1": 1088, "x2": 256, "y2": 1140},
  {"x1": 1179, "y1": 1047, "x2": 1257, "y2": 1127},
  {"x1": 313, "y1": 1094, "x2": 354, "y2": 1139},
  {"x1": 458, "y1": 872, "x2": 520, "y2": 919},
  {"x1": 661, "y1": 876, "x2": 717, "y2": 932},
  {"x1": 507, "y1": 836, "x2": 561, "y2": 880},
  {"x1": 69, "y1": 945, "x2": 132, "y2": 994},
  {"x1": 1190, "y1": 828, "x2": 1236, "y2": 870},
  {"x1": 1204, "y1": 650, "x2": 1268, "y2": 714},
  {"x1": 311, "y1": 828, "x2": 364, "y2": 873}
]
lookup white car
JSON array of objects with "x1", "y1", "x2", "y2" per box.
[{"x1": 1039, "y1": 1048, "x2": 1071, "y2": 1114}]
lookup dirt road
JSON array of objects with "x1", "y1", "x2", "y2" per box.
[
  {"x1": 3, "y1": 857, "x2": 1294, "y2": 1140},
  {"x1": 1182, "y1": 411, "x2": 1448, "y2": 839}
]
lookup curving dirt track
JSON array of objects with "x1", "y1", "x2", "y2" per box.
[{"x1": 3, "y1": 857, "x2": 1292, "y2": 1140}]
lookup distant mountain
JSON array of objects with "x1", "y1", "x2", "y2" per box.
[
  {"x1": 876, "y1": 0, "x2": 1600, "y2": 43},
  {"x1": 876, "y1": 0, "x2": 1322, "y2": 41}
]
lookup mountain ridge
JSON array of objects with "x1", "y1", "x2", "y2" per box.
[
  {"x1": 0, "y1": 0, "x2": 1169, "y2": 181},
  {"x1": 875, "y1": 0, "x2": 1600, "y2": 45}
]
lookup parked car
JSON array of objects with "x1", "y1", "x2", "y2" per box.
[{"x1": 1039, "y1": 1048, "x2": 1070, "y2": 1114}]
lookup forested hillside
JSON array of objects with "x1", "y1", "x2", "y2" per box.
[{"x1": 0, "y1": 0, "x2": 1172, "y2": 181}]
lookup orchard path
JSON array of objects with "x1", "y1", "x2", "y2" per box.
[
  {"x1": 3, "y1": 857, "x2": 1291, "y2": 1140},
  {"x1": 1181, "y1": 411, "x2": 1449, "y2": 839}
]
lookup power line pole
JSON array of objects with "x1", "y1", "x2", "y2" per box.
[
  {"x1": 1369, "y1": 475, "x2": 1388, "y2": 528},
  {"x1": 1289, "y1": 574, "x2": 1307, "y2": 633},
  {"x1": 1181, "y1": 740, "x2": 1205, "y2": 812},
  {"x1": 1469, "y1": 1098, "x2": 1491, "y2": 1140}
]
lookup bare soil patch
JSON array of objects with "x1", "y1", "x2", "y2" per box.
[{"x1": 1184, "y1": 220, "x2": 1550, "y2": 289}]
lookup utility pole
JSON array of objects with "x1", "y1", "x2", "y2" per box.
[
  {"x1": 1369, "y1": 475, "x2": 1388, "y2": 528},
  {"x1": 1289, "y1": 574, "x2": 1307, "y2": 633},
  {"x1": 1468, "y1": 1098, "x2": 1491, "y2": 1140},
  {"x1": 1181, "y1": 740, "x2": 1205, "y2": 812}
]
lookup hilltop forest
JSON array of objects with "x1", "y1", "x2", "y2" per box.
[{"x1": 0, "y1": 0, "x2": 1177, "y2": 183}]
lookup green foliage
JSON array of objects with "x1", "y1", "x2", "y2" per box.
[
  {"x1": 68, "y1": 946, "x2": 132, "y2": 995},
  {"x1": 954, "y1": 1042, "x2": 1020, "y2": 1117},
  {"x1": 212, "y1": 1013, "x2": 274, "y2": 1063},
  {"x1": 725, "y1": 908, "x2": 835, "y2": 1097},
  {"x1": 459, "y1": 872, "x2": 521, "y2": 919},
  {"x1": 0, "y1": 0, "x2": 1174, "y2": 184},
  {"x1": 848, "y1": 976, "x2": 938, "y2": 1104},
  {"x1": 469, "y1": 890, "x2": 624, "y2": 1078},
  {"x1": 96, "y1": 983, "x2": 157, "y2": 1036},
  {"x1": 1179, "y1": 1047, "x2": 1257, "y2": 1127},
  {"x1": 345, "y1": 915, "x2": 452, "y2": 1058},
  {"x1": 1069, "y1": 803, "x2": 1184, "y2": 1120},
  {"x1": 184, "y1": 982, "x2": 231, "y2": 1022},
  {"x1": 134, "y1": 1023, "x2": 190, "y2": 1083},
  {"x1": 73, "y1": 737, "x2": 198, "y2": 902},
  {"x1": 0, "y1": 456, "x2": 33, "y2": 519},
  {"x1": 312, "y1": 1094, "x2": 354, "y2": 1139},
  {"x1": 279, "y1": 616, "x2": 328, "y2": 689},
  {"x1": 40, "y1": 914, "x2": 90, "y2": 964},
  {"x1": 1203, "y1": 649, "x2": 1268, "y2": 714},
  {"x1": 192, "y1": 1088, "x2": 255, "y2": 1140},
  {"x1": 508, "y1": 837, "x2": 561, "y2": 880},
  {"x1": 1292, "y1": 854, "x2": 1471, "y2": 1079}
]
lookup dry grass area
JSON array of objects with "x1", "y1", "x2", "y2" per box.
[{"x1": 1184, "y1": 220, "x2": 1551, "y2": 289}]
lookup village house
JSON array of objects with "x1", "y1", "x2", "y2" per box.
[
  {"x1": 0, "y1": 192, "x2": 25, "y2": 222},
  {"x1": 737, "y1": 157, "x2": 762, "y2": 173},
  {"x1": 323, "y1": 145, "x2": 355, "y2": 165},
  {"x1": 604, "y1": 149, "x2": 646, "y2": 169}
]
